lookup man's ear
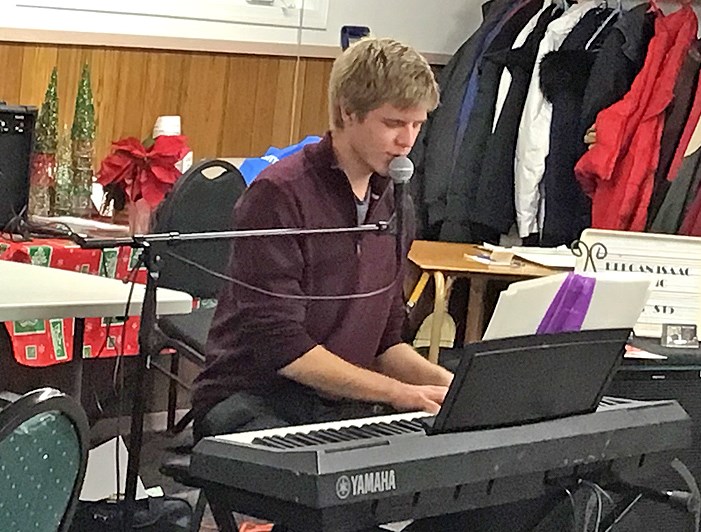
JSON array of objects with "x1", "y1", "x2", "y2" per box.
[{"x1": 340, "y1": 105, "x2": 355, "y2": 127}]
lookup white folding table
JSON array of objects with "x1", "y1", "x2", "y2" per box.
[{"x1": 0, "y1": 259, "x2": 192, "y2": 397}]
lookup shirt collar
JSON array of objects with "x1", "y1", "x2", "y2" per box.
[{"x1": 311, "y1": 131, "x2": 391, "y2": 198}]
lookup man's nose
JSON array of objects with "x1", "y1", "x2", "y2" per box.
[{"x1": 396, "y1": 125, "x2": 417, "y2": 152}]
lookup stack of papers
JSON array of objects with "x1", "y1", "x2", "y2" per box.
[
  {"x1": 31, "y1": 215, "x2": 130, "y2": 237},
  {"x1": 482, "y1": 243, "x2": 576, "y2": 269}
]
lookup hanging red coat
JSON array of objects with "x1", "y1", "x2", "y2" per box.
[{"x1": 575, "y1": 6, "x2": 697, "y2": 231}]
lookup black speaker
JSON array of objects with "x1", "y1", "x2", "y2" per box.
[
  {"x1": 0, "y1": 104, "x2": 36, "y2": 228},
  {"x1": 608, "y1": 359, "x2": 701, "y2": 531}
]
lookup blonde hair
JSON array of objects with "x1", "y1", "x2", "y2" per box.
[{"x1": 328, "y1": 37, "x2": 440, "y2": 130}]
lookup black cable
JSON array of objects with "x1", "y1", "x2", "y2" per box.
[
  {"x1": 165, "y1": 249, "x2": 399, "y2": 301},
  {"x1": 3, "y1": 211, "x2": 82, "y2": 242},
  {"x1": 113, "y1": 256, "x2": 141, "y2": 390},
  {"x1": 93, "y1": 252, "x2": 116, "y2": 360},
  {"x1": 1, "y1": 206, "x2": 30, "y2": 241},
  {"x1": 94, "y1": 252, "x2": 144, "y2": 362},
  {"x1": 112, "y1": 255, "x2": 140, "y2": 516}
]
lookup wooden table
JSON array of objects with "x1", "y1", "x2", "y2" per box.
[{"x1": 408, "y1": 240, "x2": 562, "y2": 363}]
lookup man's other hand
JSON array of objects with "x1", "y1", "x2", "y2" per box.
[
  {"x1": 390, "y1": 384, "x2": 449, "y2": 414},
  {"x1": 584, "y1": 125, "x2": 596, "y2": 149}
]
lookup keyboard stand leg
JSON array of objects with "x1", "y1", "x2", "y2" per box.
[{"x1": 205, "y1": 488, "x2": 239, "y2": 532}]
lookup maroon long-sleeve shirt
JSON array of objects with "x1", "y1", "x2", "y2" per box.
[{"x1": 192, "y1": 133, "x2": 406, "y2": 419}]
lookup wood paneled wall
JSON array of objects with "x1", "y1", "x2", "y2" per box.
[{"x1": 0, "y1": 41, "x2": 333, "y2": 163}]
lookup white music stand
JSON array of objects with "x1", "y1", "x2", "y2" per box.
[{"x1": 483, "y1": 271, "x2": 652, "y2": 341}]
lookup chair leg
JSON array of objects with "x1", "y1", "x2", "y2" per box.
[
  {"x1": 167, "y1": 352, "x2": 181, "y2": 431},
  {"x1": 172, "y1": 408, "x2": 195, "y2": 434}
]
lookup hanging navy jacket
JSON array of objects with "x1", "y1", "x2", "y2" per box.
[
  {"x1": 539, "y1": 8, "x2": 616, "y2": 247},
  {"x1": 410, "y1": 0, "x2": 515, "y2": 240},
  {"x1": 579, "y1": 4, "x2": 655, "y2": 137}
]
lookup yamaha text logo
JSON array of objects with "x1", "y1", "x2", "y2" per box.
[{"x1": 335, "y1": 469, "x2": 397, "y2": 499}]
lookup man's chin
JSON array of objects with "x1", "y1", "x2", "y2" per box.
[{"x1": 377, "y1": 161, "x2": 393, "y2": 177}]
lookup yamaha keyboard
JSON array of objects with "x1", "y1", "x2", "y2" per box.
[{"x1": 191, "y1": 397, "x2": 691, "y2": 532}]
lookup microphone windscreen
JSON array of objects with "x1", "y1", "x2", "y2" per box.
[{"x1": 388, "y1": 156, "x2": 414, "y2": 184}]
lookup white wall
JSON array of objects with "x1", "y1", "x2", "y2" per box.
[
  {"x1": 2, "y1": 0, "x2": 481, "y2": 63},
  {"x1": 303, "y1": 1, "x2": 480, "y2": 61}
]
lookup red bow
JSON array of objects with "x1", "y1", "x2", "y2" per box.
[{"x1": 97, "y1": 135, "x2": 190, "y2": 208}]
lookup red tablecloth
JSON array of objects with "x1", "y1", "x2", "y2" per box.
[{"x1": 0, "y1": 237, "x2": 148, "y2": 367}]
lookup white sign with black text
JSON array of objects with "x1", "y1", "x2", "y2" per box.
[{"x1": 576, "y1": 229, "x2": 701, "y2": 338}]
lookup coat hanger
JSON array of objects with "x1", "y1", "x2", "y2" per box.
[{"x1": 584, "y1": 0, "x2": 622, "y2": 51}]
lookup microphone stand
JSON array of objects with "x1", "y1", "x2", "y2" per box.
[{"x1": 73, "y1": 220, "x2": 393, "y2": 531}]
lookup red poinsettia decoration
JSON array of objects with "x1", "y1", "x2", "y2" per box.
[{"x1": 97, "y1": 135, "x2": 190, "y2": 208}]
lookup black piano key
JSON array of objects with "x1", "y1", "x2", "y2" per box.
[
  {"x1": 252, "y1": 437, "x2": 290, "y2": 450},
  {"x1": 290, "y1": 433, "x2": 326, "y2": 446},
  {"x1": 279, "y1": 435, "x2": 310, "y2": 448},
  {"x1": 375, "y1": 422, "x2": 409, "y2": 435},
  {"x1": 364, "y1": 423, "x2": 403, "y2": 436},
  {"x1": 323, "y1": 428, "x2": 358, "y2": 441},
  {"x1": 389, "y1": 420, "x2": 417, "y2": 431},
  {"x1": 388, "y1": 420, "x2": 419, "y2": 433},
  {"x1": 344, "y1": 426, "x2": 374, "y2": 439},
  {"x1": 299, "y1": 431, "x2": 333, "y2": 445},
  {"x1": 265, "y1": 435, "x2": 300, "y2": 449},
  {"x1": 357, "y1": 425, "x2": 389, "y2": 437},
  {"x1": 309, "y1": 430, "x2": 347, "y2": 443},
  {"x1": 355, "y1": 424, "x2": 393, "y2": 437},
  {"x1": 253, "y1": 436, "x2": 297, "y2": 449}
]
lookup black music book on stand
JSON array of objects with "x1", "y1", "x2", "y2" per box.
[{"x1": 427, "y1": 328, "x2": 631, "y2": 435}]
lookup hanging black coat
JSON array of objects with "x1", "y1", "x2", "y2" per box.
[
  {"x1": 469, "y1": 5, "x2": 562, "y2": 237},
  {"x1": 538, "y1": 8, "x2": 616, "y2": 247},
  {"x1": 410, "y1": 0, "x2": 515, "y2": 240},
  {"x1": 440, "y1": 0, "x2": 545, "y2": 243},
  {"x1": 650, "y1": 145, "x2": 701, "y2": 234},
  {"x1": 646, "y1": 41, "x2": 701, "y2": 227}
]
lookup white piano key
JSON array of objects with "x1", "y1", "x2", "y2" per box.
[{"x1": 215, "y1": 410, "x2": 431, "y2": 445}]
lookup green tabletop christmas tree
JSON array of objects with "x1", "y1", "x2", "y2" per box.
[
  {"x1": 71, "y1": 62, "x2": 96, "y2": 217},
  {"x1": 54, "y1": 124, "x2": 73, "y2": 215},
  {"x1": 28, "y1": 67, "x2": 59, "y2": 216}
]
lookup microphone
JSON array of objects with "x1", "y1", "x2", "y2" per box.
[{"x1": 388, "y1": 156, "x2": 414, "y2": 264}]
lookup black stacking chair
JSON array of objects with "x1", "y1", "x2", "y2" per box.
[
  {"x1": 151, "y1": 159, "x2": 247, "y2": 433},
  {"x1": 0, "y1": 387, "x2": 89, "y2": 532}
]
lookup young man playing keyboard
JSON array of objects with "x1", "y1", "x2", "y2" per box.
[{"x1": 192, "y1": 37, "x2": 451, "y2": 443}]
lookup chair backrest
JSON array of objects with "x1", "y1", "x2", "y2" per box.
[
  {"x1": 152, "y1": 159, "x2": 247, "y2": 298},
  {"x1": 0, "y1": 387, "x2": 89, "y2": 532}
]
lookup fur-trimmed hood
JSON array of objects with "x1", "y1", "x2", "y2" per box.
[{"x1": 539, "y1": 49, "x2": 596, "y2": 103}]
